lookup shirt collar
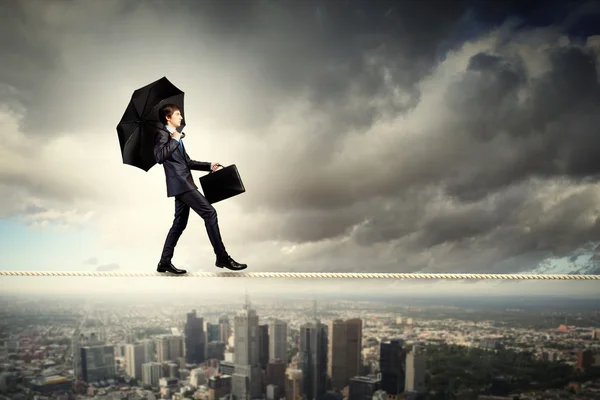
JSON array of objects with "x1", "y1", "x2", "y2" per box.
[{"x1": 164, "y1": 125, "x2": 176, "y2": 133}]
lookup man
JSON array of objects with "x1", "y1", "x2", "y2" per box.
[{"x1": 153, "y1": 103, "x2": 247, "y2": 274}]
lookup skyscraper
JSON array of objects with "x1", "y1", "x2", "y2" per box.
[
  {"x1": 328, "y1": 318, "x2": 362, "y2": 391},
  {"x1": 80, "y1": 345, "x2": 116, "y2": 383},
  {"x1": 269, "y1": 319, "x2": 288, "y2": 363},
  {"x1": 349, "y1": 375, "x2": 381, "y2": 400},
  {"x1": 185, "y1": 310, "x2": 205, "y2": 364},
  {"x1": 266, "y1": 359, "x2": 287, "y2": 396},
  {"x1": 219, "y1": 315, "x2": 231, "y2": 343},
  {"x1": 232, "y1": 296, "x2": 262, "y2": 400},
  {"x1": 405, "y1": 345, "x2": 426, "y2": 394},
  {"x1": 234, "y1": 299, "x2": 260, "y2": 366},
  {"x1": 299, "y1": 321, "x2": 327, "y2": 400},
  {"x1": 259, "y1": 324, "x2": 270, "y2": 369},
  {"x1": 379, "y1": 339, "x2": 406, "y2": 395},
  {"x1": 207, "y1": 323, "x2": 221, "y2": 343},
  {"x1": 142, "y1": 362, "x2": 163, "y2": 387},
  {"x1": 285, "y1": 368, "x2": 303, "y2": 400},
  {"x1": 157, "y1": 335, "x2": 183, "y2": 363},
  {"x1": 125, "y1": 343, "x2": 146, "y2": 379}
]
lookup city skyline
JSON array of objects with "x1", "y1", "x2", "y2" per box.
[
  {"x1": 0, "y1": 0, "x2": 599, "y2": 298},
  {"x1": 1, "y1": 292, "x2": 599, "y2": 399}
]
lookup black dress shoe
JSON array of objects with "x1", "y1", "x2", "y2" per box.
[
  {"x1": 157, "y1": 260, "x2": 187, "y2": 274},
  {"x1": 216, "y1": 256, "x2": 247, "y2": 271}
]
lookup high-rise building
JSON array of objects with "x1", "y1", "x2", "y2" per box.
[
  {"x1": 379, "y1": 339, "x2": 406, "y2": 395},
  {"x1": 140, "y1": 339, "x2": 154, "y2": 363},
  {"x1": 169, "y1": 335, "x2": 183, "y2": 360},
  {"x1": 285, "y1": 368, "x2": 302, "y2": 400},
  {"x1": 80, "y1": 345, "x2": 115, "y2": 383},
  {"x1": 157, "y1": 337, "x2": 169, "y2": 363},
  {"x1": 259, "y1": 324, "x2": 270, "y2": 369},
  {"x1": 269, "y1": 319, "x2": 288, "y2": 364},
  {"x1": 220, "y1": 361, "x2": 235, "y2": 376},
  {"x1": 234, "y1": 300, "x2": 260, "y2": 366},
  {"x1": 185, "y1": 310, "x2": 205, "y2": 364},
  {"x1": 219, "y1": 315, "x2": 231, "y2": 343},
  {"x1": 405, "y1": 345, "x2": 426, "y2": 394},
  {"x1": 207, "y1": 323, "x2": 221, "y2": 343},
  {"x1": 190, "y1": 368, "x2": 206, "y2": 387},
  {"x1": 125, "y1": 343, "x2": 146, "y2": 379},
  {"x1": 72, "y1": 335, "x2": 81, "y2": 381},
  {"x1": 267, "y1": 384, "x2": 281, "y2": 400},
  {"x1": 328, "y1": 318, "x2": 362, "y2": 391},
  {"x1": 208, "y1": 374, "x2": 232, "y2": 400},
  {"x1": 577, "y1": 349, "x2": 594, "y2": 371},
  {"x1": 266, "y1": 359, "x2": 287, "y2": 396},
  {"x1": 299, "y1": 321, "x2": 327, "y2": 400},
  {"x1": 232, "y1": 296, "x2": 262, "y2": 400},
  {"x1": 231, "y1": 364, "x2": 263, "y2": 400},
  {"x1": 348, "y1": 375, "x2": 381, "y2": 400},
  {"x1": 156, "y1": 335, "x2": 183, "y2": 363},
  {"x1": 142, "y1": 362, "x2": 163, "y2": 387},
  {"x1": 167, "y1": 362, "x2": 179, "y2": 378},
  {"x1": 207, "y1": 341, "x2": 227, "y2": 360}
]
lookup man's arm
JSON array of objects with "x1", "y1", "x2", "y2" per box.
[
  {"x1": 186, "y1": 154, "x2": 212, "y2": 171},
  {"x1": 154, "y1": 129, "x2": 179, "y2": 164}
]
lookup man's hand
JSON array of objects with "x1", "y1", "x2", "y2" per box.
[
  {"x1": 212, "y1": 162, "x2": 222, "y2": 172},
  {"x1": 170, "y1": 130, "x2": 182, "y2": 140}
]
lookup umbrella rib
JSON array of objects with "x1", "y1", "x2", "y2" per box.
[
  {"x1": 143, "y1": 90, "x2": 182, "y2": 121},
  {"x1": 144, "y1": 98, "x2": 171, "y2": 121},
  {"x1": 140, "y1": 83, "x2": 155, "y2": 121},
  {"x1": 121, "y1": 125, "x2": 141, "y2": 156}
]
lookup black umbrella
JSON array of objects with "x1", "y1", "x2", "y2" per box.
[{"x1": 116, "y1": 76, "x2": 186, "y2": 171}]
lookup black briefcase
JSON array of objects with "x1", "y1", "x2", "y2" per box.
[{"x1": 199, "y1": 164, "x2": 246, "y2": 204}]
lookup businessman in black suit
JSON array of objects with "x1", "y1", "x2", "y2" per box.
[{"x1": 153, "y1": 103, "x2": 247, "y2": 274}]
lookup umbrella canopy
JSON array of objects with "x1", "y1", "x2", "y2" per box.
[{"x1": 116, "y1": 76, "x2": 186, "y2": 171}]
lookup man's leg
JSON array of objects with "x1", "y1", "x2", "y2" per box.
[
  {"x1": 179, "y1": 189, "x2": 229, "y2": 261},
  {"x1": 159, "y1": 196, "x2": 191, "y2": 263}
]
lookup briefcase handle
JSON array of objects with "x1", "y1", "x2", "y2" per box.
[{"x1": 210, "y1": 164, "x2": 225, "y2": 173}]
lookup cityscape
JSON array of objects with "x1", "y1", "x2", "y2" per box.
[
  {"x1": 2, "y1": 1, "x2": 600, "y2": 400},
  {"x1": 0, "y1": 291, "x2": 599, "y2": 400}
]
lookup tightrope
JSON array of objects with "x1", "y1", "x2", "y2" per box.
[{"x1": 0, "y1": 271, "x2": 598, "y2": 279}]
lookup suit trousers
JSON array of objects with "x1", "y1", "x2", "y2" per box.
[{"x1": 160, "y1": 189, "x2": 229, "y2": 262}]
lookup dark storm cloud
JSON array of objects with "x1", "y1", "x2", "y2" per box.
[
  {"x1": 0, "y1": 0, "x2": 129, "y2": 138},
  {"x1": 0, "y1": 2, "x2": 61, "y2": 114},
  {"x1": 441, "y1": 45, "x2": 600, "y2": 204},
  {"x1": 252, "y1": 34, "x2": 600, "y2": 210},
  {"x1": 2, "y1": 0, "x2": 600, "y2": 276},
  {"x1": 351, "y1": 178, "x2": 600, "y2": 273},
  {"x1": 212, "y1": 0, "x2": 472, "y2": 135},
  {"x1": 0, "y1": 0, "x2": 473, "y2": 137},
  {"x1": 264, "y1": 91, "x2": 600, "y2": 271}
]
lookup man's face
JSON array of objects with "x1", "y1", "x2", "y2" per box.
[{"x1": 167, "y1": 110, "x2": 183, "y2": 127}]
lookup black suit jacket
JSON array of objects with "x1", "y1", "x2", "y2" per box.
[{"x1": 153, "y1": 126, "x2": 212, "y2": 197}]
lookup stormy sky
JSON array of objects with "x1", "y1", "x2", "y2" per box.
[{"x1": 1, "y1": 0, "x2": 599, "y2": 297}]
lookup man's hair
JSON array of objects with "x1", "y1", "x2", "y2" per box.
[{"x1": 158, "y1": 103, "x2": 180, "y2": 125}]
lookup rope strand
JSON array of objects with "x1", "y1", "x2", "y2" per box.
[{"x1": 0, "y1": 271, "x2": 598, "y2": 279}]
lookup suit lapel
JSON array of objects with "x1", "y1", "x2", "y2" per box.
[{"x1": 161, "y1": 127, "x2": 186, "y2": 160}]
